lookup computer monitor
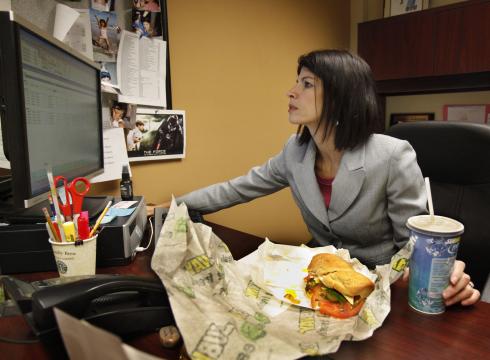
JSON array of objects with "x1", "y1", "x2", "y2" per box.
[{"x1": 0, "y1": 12, "x2": 104, "y2": 209}]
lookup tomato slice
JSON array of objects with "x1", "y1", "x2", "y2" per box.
[
  {"x1": 319, "y1": 298, "x2": 366, "y2": 319},
  {"x1": 309, "y1": 284, "x2": 324, "y2": 309},
  {"x1": 308, "y1": 284, "x2": 365, "y2": 319}
]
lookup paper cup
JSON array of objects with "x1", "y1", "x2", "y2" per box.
[
  {"x1": 49, "y1": 235, "x2": 97, "y2": 277},
  {"x1": 407, "y1": 215, "x2": 464, "y2": 314}
]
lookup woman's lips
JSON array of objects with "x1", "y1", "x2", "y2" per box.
[{"x1": 288, "y1": 105, "x2": 297, "y2": 112}]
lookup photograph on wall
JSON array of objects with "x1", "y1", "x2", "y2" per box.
[
  {"x1": 127, "y1": 108, "x2": 185, "y2": 162},
  {"x1": 385, "y1": 0, "x2": 429, "y2": 17},
  {"x1": 89, "y1": 8, "x2": 120, "y2": 62},
  {"x1": 389, "y1": 112, "x2": 434, "y2": 126},
  {"x1": 133, "y1": 0, "x2": 161, "y2": 12},
  {"x1": 131, "y1": 9, "x2": 162, "y2": 38},
  {"x1": 91, "y1": 0, "x2": 114, "y2": 12},
  {"x1": 443, "y1": 104, "x2": 490, "y2": 124},
  {"x1": 100, "y1": 62, "x2": 118, "y2": 87},
  {"x1": 110, "y1": 101, "x2": 136, "y2": 129}
]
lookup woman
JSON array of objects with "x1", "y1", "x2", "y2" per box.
[
  {"x1": 149, "y1": 49, "x2": 479, "y2": 306},
  {"x1": 111, "y1": 103, "x2": 127, "y2": 128}
]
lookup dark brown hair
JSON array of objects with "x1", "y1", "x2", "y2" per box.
[{"x1": 296, "y1": 49, "x2": 380, "y2": 150}]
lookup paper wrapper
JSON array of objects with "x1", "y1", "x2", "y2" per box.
[{"x1": 151, "y1": 201, "x2": 413, "y2": 359}]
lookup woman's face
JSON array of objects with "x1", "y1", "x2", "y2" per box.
[
  {"x1": 112, "y1": 107, "x2": 124, "y2": 120},
  {"x1": 287, "y1": 67, "x2": 323, "y2": 127}
]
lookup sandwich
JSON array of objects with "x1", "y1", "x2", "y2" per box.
[{"x1": 304, "y1": 253, "x2": 374, "y2": 319}]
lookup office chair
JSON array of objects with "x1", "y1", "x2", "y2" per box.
[{"x1": 385, "y1": 121, "x2": 490, "y2": 290}]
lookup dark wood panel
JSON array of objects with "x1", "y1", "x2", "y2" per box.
[
  {"x1": 432, "y1": 8, "x2": 462, "y2": 75},
  {"x1": 434, "y1": 2, "x2": 490, "y2": 75},
  {"x1": 331, "y1": 281, "x2": 490, "y2": 360},
  {"x1": 376, "y1": 71, "x2": 490, "y2": 95},
  {"x1": 359, "y1": 13, "x2": 434, "y2": 81},
  {"x1": 461, "y1": 1, "x2": 490, "y2": 73},
  {"x1": 359, "y1": 0, "x2": 490, "y2": 86}
]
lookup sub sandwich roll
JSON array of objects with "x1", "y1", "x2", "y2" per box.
[{"x1": 305, "y1": 254, "x2": 375, "y2": 319}]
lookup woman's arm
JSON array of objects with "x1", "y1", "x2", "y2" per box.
[
  {"x1": 146, "y1": 138, "x2": 294, "y2": 216},
  {"x1": 386, "y1": 140, "x2": 427, "y2": 249},
  {"x1": 174, "y1": 151, "x2": 289, "y2": 213}
]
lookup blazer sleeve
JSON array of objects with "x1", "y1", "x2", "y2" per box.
[
  {"x1": 386, "y1": 140, "x2": 428, "y2": 249},
  {"x1": 175, "y1": 148, "x2": 289, "y2": 214}
]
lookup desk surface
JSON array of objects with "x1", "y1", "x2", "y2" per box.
[{"x1": 2, "y1": 222, "x2": 490, "y2": 359}]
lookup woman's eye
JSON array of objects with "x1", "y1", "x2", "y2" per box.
[{"x1": 303, "y1": 81, "x2": 314, "y2": 88}]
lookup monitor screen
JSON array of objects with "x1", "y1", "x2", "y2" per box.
[
  {"x1": 0, "y1": 12, "x2": 104, "y2": 208},
  {"x1": 20, "y1": 29, "x2": 101, "y2": 199}
]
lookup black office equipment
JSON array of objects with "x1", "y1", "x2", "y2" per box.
[
  {"x1": 386, "y1": 121, "x2": 490, "y2": 290},
  {"x1": 0, "y1": 11, "x2": 104, "y2": 209},
  {"x1": 2, "y1": 275, "x2": 174, "y2": 352},
  {"x1": 0, "y1": 197, "x2": 147, "y2": 274},
  {"x1": 153, "y1": 207, "x2": 204, "y2": 245}
]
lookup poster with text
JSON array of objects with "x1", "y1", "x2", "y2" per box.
[{"x1": 128, "y1": 109, "x2": 185, "y2": 162}]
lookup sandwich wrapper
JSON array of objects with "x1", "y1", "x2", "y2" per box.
[{"x1": 151, "y1": 201, "x2": 413, "y2": 359}]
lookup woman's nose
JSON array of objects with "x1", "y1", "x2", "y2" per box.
[{"x1": 286, "y1": 86, "x2": 297, "y2": 99}]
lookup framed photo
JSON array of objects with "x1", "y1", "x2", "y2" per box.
[
  {"x1": 127, "y1": 108, "x2": 186, "y2": 162},
  {"x1": 443, "y1": 104, "x2": 490, "y2": 124},
  {"x1": 390, "y1": 112, "x2": 434, "y2": 126},
  {"x1": 384, "y1": 0, "x2": 430, "y2": 17}
]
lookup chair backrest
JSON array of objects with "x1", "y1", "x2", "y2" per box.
[{"x1": 385, "y1": 121, "x2": 490, "y2": 290}]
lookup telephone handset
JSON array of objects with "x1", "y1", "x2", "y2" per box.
[{"x1": 17, "y1": 275, "x2": 175, "y2": 345}]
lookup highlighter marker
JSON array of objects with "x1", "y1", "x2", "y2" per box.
[
  {"x1": 77, "y1": 211, "x2": 90, "y2": 240},
  {"x1": 62, "y1": 221, "x2": 77, "y2": 242}
]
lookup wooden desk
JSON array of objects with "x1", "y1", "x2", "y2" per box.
[{"x1": 1, "y1": 222, "x2": 490, "y2": 359}]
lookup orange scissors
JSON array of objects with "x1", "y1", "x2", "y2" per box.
[{"x1": 54, "y1": 176, "x2": 91, "y2": 219}]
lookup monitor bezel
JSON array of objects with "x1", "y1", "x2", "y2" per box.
[{"x1": 0, "y1": 11, "x2": 104, "y2": 208}]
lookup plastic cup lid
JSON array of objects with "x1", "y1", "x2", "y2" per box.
[{"x1": 407, "y1": 215, "x2": 464, "y2": 236}]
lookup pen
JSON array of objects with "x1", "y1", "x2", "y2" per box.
[
  {"x1": 89, "y1": 201, "x2": 112, "y2": 238},
  {"x1": 47, "y1": 169, "x2": 67, "y2": 242},
  {"x1": 42, "y1": 207, "x2": 60, "y2": 242},
  {"x1": 48, "y1": 194, "x2": 56, "y2": 216}
]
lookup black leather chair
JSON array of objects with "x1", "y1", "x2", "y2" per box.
[{"x1": 386, "y1": 121, "x2": 490, "y2": 290}]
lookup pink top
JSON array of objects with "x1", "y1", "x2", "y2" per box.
[{"x1": 316, "y1": 175, "x2": 334, "y2": 208}]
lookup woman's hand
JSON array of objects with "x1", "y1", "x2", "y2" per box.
[
  {"x1": 402, "y1": 260, "x2": 480, "y2": 306},
  {"x1": 442, "y1": 260, "x2": 480, "y2": 306},
  {"x1": 146, "y1": 201, "x2": 172, "y2": 217}
]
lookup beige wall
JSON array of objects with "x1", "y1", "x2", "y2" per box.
[{"x1": 94, "y1": 0, "x2": 350, "y2": 244}]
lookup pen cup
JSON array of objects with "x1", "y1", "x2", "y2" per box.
[
  {"x1": 49, "y1": 235, "x2": 97, "y2": 277},
  {"x1": 407, "y1": 215, "x2": 464, "y2": 314}
]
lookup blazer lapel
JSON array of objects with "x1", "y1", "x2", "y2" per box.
[
  {"x1": 329, "y1": 144, "x2": 366, "y2": 221},
  {"x1": 291, "y1": 140, "x2": 329, "y2": 227}
]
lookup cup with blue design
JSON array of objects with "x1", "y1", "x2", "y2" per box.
[{"x1": 406, "y1": 214, "x2": 464, "y2": 314}]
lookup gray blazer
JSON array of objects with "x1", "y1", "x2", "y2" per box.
[{"x1": 177, "y1": 134, "x2": 427, "y2": 267}]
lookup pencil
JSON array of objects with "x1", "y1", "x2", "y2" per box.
[
  {"x1": 42, "y1": 207, "x2": 60, "y2": 242},
  {"x1": 46, "y1": 169, "x2": 66, "y2": 242},
  {"x1": 89, "y1": 201, "x2": 112, "y2": 238}
]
